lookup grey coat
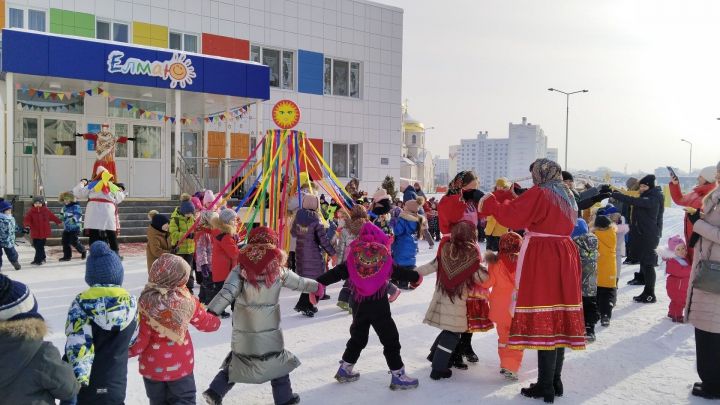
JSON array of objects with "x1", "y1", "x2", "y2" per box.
[
  {"x1": 208, "y1": 266, "x2": 319, "y2": 384},
  {"x1": 686, "y1": 187, "x2": 720, "y2": 334},
  {"x1": 291, "y1": 209, "x2": 336, "y2": 279},
  {"x1": 0, "y1": 318, "x2": 80, "y2": 404}
]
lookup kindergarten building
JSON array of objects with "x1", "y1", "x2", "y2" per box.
[{"x1": 0, "y1": 0, "x2": 404, "y2": 199}]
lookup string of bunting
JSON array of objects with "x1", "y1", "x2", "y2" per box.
[{"x1": 15, "y1": 83, "x2": 250, "y2": 125}]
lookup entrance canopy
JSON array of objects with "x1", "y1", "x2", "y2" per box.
[{"x1": 2, "y1": 28, "x2": 270, "y2": 101}]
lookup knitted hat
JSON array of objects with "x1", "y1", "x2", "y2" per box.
[
  {"x1": 373, "y1": 188, "x2": 390, "y2": 202},
  {"x1": 180, "y1": 193, "x2": 191, "y2": 202},
  {"x1": 32, "y1": 196, "x2": 45, "y2": 205},
  {"x1": 594, "y1": 215, "x2": 612, "y2": 229},
  {"x1": 699, "y1": 166, "x2": 717, "y2": 183},
  {"x1": 59, "y1": 191, "x2": 75, "y2": 203},
  {"x1": 668, "y1": 235, "x2": 685, "y2": 252},
  {"x1": 302, "y1": 194, "x2": 320, "y2": 211},
  {"x1": 561, "y1": 171, "x2": 574, "y2": 182},
  {"x1": 572, "y1": 218, "x2": 589, "y2": 238},
  {"x1": 602, "y1": 206, "x2": 619, "y2": 216},
  {"x1": 85, "y1": 241, "x2": 124, "y2": 286},
  {"x1": 0, "y1": 200, "x2": 11, "y2": 212},
  {"x1": 190, "y1": 197, "x2": 203, "y2": 211},
  {"x1": 148, "y1": 209, "x2": 159, "y2": 220},
  {"x1": 203, "y1": 190, "x2": 216, "y2": 207},
  {"x1": 0, "y1": 274, "x2": 42, "y2": 321},
  {"x1": 495, "y1": 177, "x2": 511, "y2": 189},
  {"x1": 151, "y1": 214, "x2": 169, "y2": 232},
  {"x1": 499, "y1": 232, "x2": 523, "y2": 255},
  {"x1": 639, "y1": 175, "x2": 656, "y2": 189},
  {"x1": 179, "y1": 200, "x2": 195, "y2": 215},
  {"x1": 199, "y1": 210, "x2": 219, "y2": 227},
  {"x1": 219, "y1": 208, "x2": 237, "y2": 225},
  {"x1": 404, "y1": 199, "x2": 420, "y2": 213}
]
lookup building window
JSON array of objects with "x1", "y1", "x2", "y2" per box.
[
  {"x1": 9, "y1": 8, "x2": 24, "y2": 28},
  {"x1": 411, "y1": 134, "x2": 416, "y2": 144},
  {"x1": 97, "y1": 21, "x2": 129, "y2": 42},
  {"x1": 327, "y1": 143, "x2": 360, "y2": 178},
  {"x1": 28, "y1": 9, "x2": 45, "y2": 31},
  {"x1": 169, "y1": 32, "x2": 199, "y2": 52},
  {"x1": 324, "y1": 57, "x2": 361, "y2": 98},
  {"x1": 250, "y1": 45, "x2": 294, "y2": 89},
  {"x1": 381, "y1": 157, "x2": 389, "y2": 165}
]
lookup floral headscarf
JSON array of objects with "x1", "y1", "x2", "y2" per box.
[
  {"x1": 531, "y1": 158, "x2": 578, "y2": 223},
  {"x1": 139, "y1": 254, "x2": 196, "y2": 344},
  {"x1": 346, "y1": 222, "x2": 394, "y2": 301},
  {"x1": 237, "y1": 226, "x2": 286, "y2": 288},
  {"x1": 437, "y1": 221, "x2": 483, "y2": 300}
]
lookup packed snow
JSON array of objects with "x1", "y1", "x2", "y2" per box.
[{"x1": 7, "y1": 207, "x2": 707, "y2": 404}]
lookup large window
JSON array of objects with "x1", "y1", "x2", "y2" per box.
[
  {"x1": 96, "y1": 20, "x2": 129, "y2": 43},
  {"x1": 133, "y1": 125, "x2": 161, "y2": 159},
  {"x1": 17, "y1": 90, "x2": 84, "y2": 114},
  {"x1": 324, "y1": 57, "x2": 361, "y2": 98},
  {"x1": 169, "y1": 32, "x2": 198, "y2": 52},
  {"x1": 329, "y1": 143, "x2": 360, "y2": 178},
  {"x1": 109, "y1": 98, "x2": 166, "y2": 120},
  {"x1": 250, "y1": 45, "x2": 294, "y2": 89},
  {"x1": 43, "y1": 119, "x2": 77, "y2": 156},
  {"x1": 9, "y1": 7, "x2": 46, "y2": 31}
]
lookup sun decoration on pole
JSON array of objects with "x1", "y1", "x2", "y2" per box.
[
  {"x1": 272, "y1": 99, "x2": 301, "y2": 129},
  {"x1": 167, "y1": 53, "x2": 196, "y2": 89}
]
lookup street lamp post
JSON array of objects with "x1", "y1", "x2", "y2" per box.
[
  {"x1": 548, "y1": 88, "x2": 589, "y2": 169},
  {"x1": 680, "y1": 138, "x2": 692, "y2": 174}
]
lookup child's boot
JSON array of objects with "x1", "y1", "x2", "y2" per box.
[
  {"x1": 335, "y1": 360, "x2": 360, "y2": 383},
  {"x1": 11, "y1": 261, "x2": 20, "y2": 270},
  {"x1": 389, "y1": 367, "x2": 419, "y2": 390}
]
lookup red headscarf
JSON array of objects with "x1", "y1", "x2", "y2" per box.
[
  {"x1": 436, "y1": 220, "x2": 483, "y2": 299},
  {"x1": 236, "y1": 227, "x2": 286, "y2": 288}
]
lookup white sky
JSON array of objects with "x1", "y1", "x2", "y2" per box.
[{"x1": 379, "y1": 0, "x2": 720, "y2": 173}]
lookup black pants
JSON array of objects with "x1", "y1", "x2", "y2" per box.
[
  {"x1": 288, "y1": 251, "x2": 297, "y2": 272},
  {"x1": 431, "y1": 330, "x2": 461, "y2": 371},
  {"x1": 486, "y1": 236, "x2": 500, "y2": 252},
  {"x1": 343, "y1": 304, "x2": 403, "y2": 370},
  {"x1": 88, "y1": 229, "x2": 119, "y2": 253},
  {"x1": 178, "y1": 254, "x2": 195, "y2": 293},
  {"x1": 597, "y1": 287, "x2": 617, "y2": 318},
  {"x1": 32, "y1": 238, "x2": 46, "y2": 263},
  {"x1": 583, "y1": 295, "x2": 599, "y2": 327},
  {"x1": 296, "y1": 293, "x2": 313, "y2": 311},
  {"x1": 393, "y1": 265, "x2": 415, "y2": 290},
  {"x1": 640, "y1": 263, "x2": 656, "y2": 296},
  {"x1": 537, "y1": 348, "x2": 565, "y2": 388},
  {"x1": 143, "y1": 374, "x2": 196, "y2": 405},
  {"x1": 61, "y1": 230, "x2": 86, "y2": 258},
  {"x1": 696, "y1": 328, "x2": 720, "y2": 395}
]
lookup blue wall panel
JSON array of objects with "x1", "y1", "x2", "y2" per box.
[
  {"x1": 297, "y1": 50, "x2": 324, "y2": 95},
  {"x1": 3, "y1": 30, "x2": 49, "y2": 76}
]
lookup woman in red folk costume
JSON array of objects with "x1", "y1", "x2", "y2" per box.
[
  {"x1": 436, "y1": 171, "x2": 491, "y2": 366},
  {"x1": 76, "y1": 123, "x2": 135, "y2": 181},
  {"x1": 480, "y1": 158, "x2": 584, "y2": 404},
  {"x1": 668, "y1": 165, "x2": 717, "y2": 261}
]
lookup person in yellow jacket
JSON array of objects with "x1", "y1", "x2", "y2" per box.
[
  {"x1": 593, "y1": 214, "x2": 617, "y2": 328},
  {"x1": 484, "y1": 178, "x2": 515, "y2": 251}
]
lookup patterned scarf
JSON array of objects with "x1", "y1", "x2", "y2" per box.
[
  {"x1": 347, "y1": 222, "x2": 394, "y2": 301},
  {"x1": 531, "y1": 158, "x2": 578, "y2": 224},
  {"x1": 139, "y1": 254, "x2": 196, "y2": 344},
  {"x1": 437, "y1": 221, "x2": 482, "y2": 300},
  {"x1": 447, "y1": 171, "x2": 469, "y2": 196},
  {"x1": 237, "y1": 227, "x2": 286, "y2": 288}
]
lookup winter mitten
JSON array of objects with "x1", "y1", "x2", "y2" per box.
[
  {"x1": 410, "y1": 274, "x2": 423, "y2": 289},
  {"x1": 689, "y1": 232, "x2": 701, "y2": 248},
  {"x1": 599, "y1": 184, "x2": 613, "y2": 194},
  {"x1": 688, "y1": 210, "x2": 702, "y2": 224},
  {"x1": 388, "y1": 287, "x2": 401, "y2": 303},
  {"x1": 590, "y1": 193, "x2": 612, "y2": 204},
  {"x1": 310, "y1": 284, "x2": 326, "y2": 306}
]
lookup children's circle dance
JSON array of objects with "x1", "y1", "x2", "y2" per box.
[{"x1": 1, "y1": 159, "x2": 720, "y2": 404}]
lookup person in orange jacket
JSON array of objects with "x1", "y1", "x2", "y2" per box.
[{"x1": 481, "y1": 231, "x2": 524, "y2": 381}]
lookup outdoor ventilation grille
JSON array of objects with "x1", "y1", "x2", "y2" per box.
[{"x1": 381, "y1": 158, "x2": 389, "y2": 165}]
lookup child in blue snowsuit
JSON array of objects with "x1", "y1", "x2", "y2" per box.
[
  {"x1": 59, "y1": 192, "x2": 86, "y2": 261},
  {"x1": 0, "y1": 199, "x2": 22, "y2": 271},
  {"x1": 391, "y1": 199, "x2": 424, "y2": 289}
]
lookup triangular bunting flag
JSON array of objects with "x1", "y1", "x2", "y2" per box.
[{"x1": 58, "y1": 93, "x2": 65, "y2": 101}]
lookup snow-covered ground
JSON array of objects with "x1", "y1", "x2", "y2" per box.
[{"x1": 6, "y1": 207, "x2": 708, "y2": 404}]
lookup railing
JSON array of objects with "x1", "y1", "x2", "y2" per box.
[
  {"x1": 12, "y1": 140, "x2": 44, "y2": 198},
  {"x1": 175, "y1": 153, "x2": 255, "y2": 198}
]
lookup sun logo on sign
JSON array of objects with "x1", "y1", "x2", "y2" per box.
[
  {"x1": 167, "y1": 53, "x2": 196, "y2": 89},
  {"x1": 272, "y1": 100, "x2": 301, "y2": 129}
]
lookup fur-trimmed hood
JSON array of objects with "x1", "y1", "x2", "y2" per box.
[{"x1": 0, "y1": 317, "x2": 47, "y2": 340}]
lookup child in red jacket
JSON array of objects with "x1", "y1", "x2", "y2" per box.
[
  {"x1": 210, "y1": 208, "x2": 240, "y2": 318},
  {"x1": 130, "y1": 254, "x2": 220, "y2": 403},
  {"x1": 663, "y1": 235, "x2": 692, "y2": 323},
  {"x1": 23, "y1": 196, "x2": 61, "y2": 265}
]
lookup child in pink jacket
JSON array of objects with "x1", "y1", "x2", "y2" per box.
[{"x1": 662, "y1": 235, "x2": 692, "y2": 323}]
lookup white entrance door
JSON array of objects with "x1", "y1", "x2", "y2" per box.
[
  {"x1": 13, "y1": 116, "x2": 39, "y2": 196},
  {"x1": 41, "y1": 117, "x2": 80, "y2": 197},
  {"x1": 129, "y1": 123, "x2": 164, "y2": 197}
]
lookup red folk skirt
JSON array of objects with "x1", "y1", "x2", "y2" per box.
[
  {"x1": 92, "y1": 159, "x2": 118, "y2": 182},
  {"x1": 467, "y1": 285, "x2": 494, "y2": 332},
  {"x1": 508, "y1": 232, "x2": 586, "y2": 351}
]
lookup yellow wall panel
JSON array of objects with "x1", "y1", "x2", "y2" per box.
[
  {"x1": 0, "y1": 1, "x2": 6, "y2": 29},
  {"x1": 132, "y1": 21, "x2": 153, "y2": 46}
]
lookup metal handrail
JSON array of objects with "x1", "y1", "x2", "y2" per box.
[{"x1": 12, "y1": 140, "x2": 44, "y2": 198}]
